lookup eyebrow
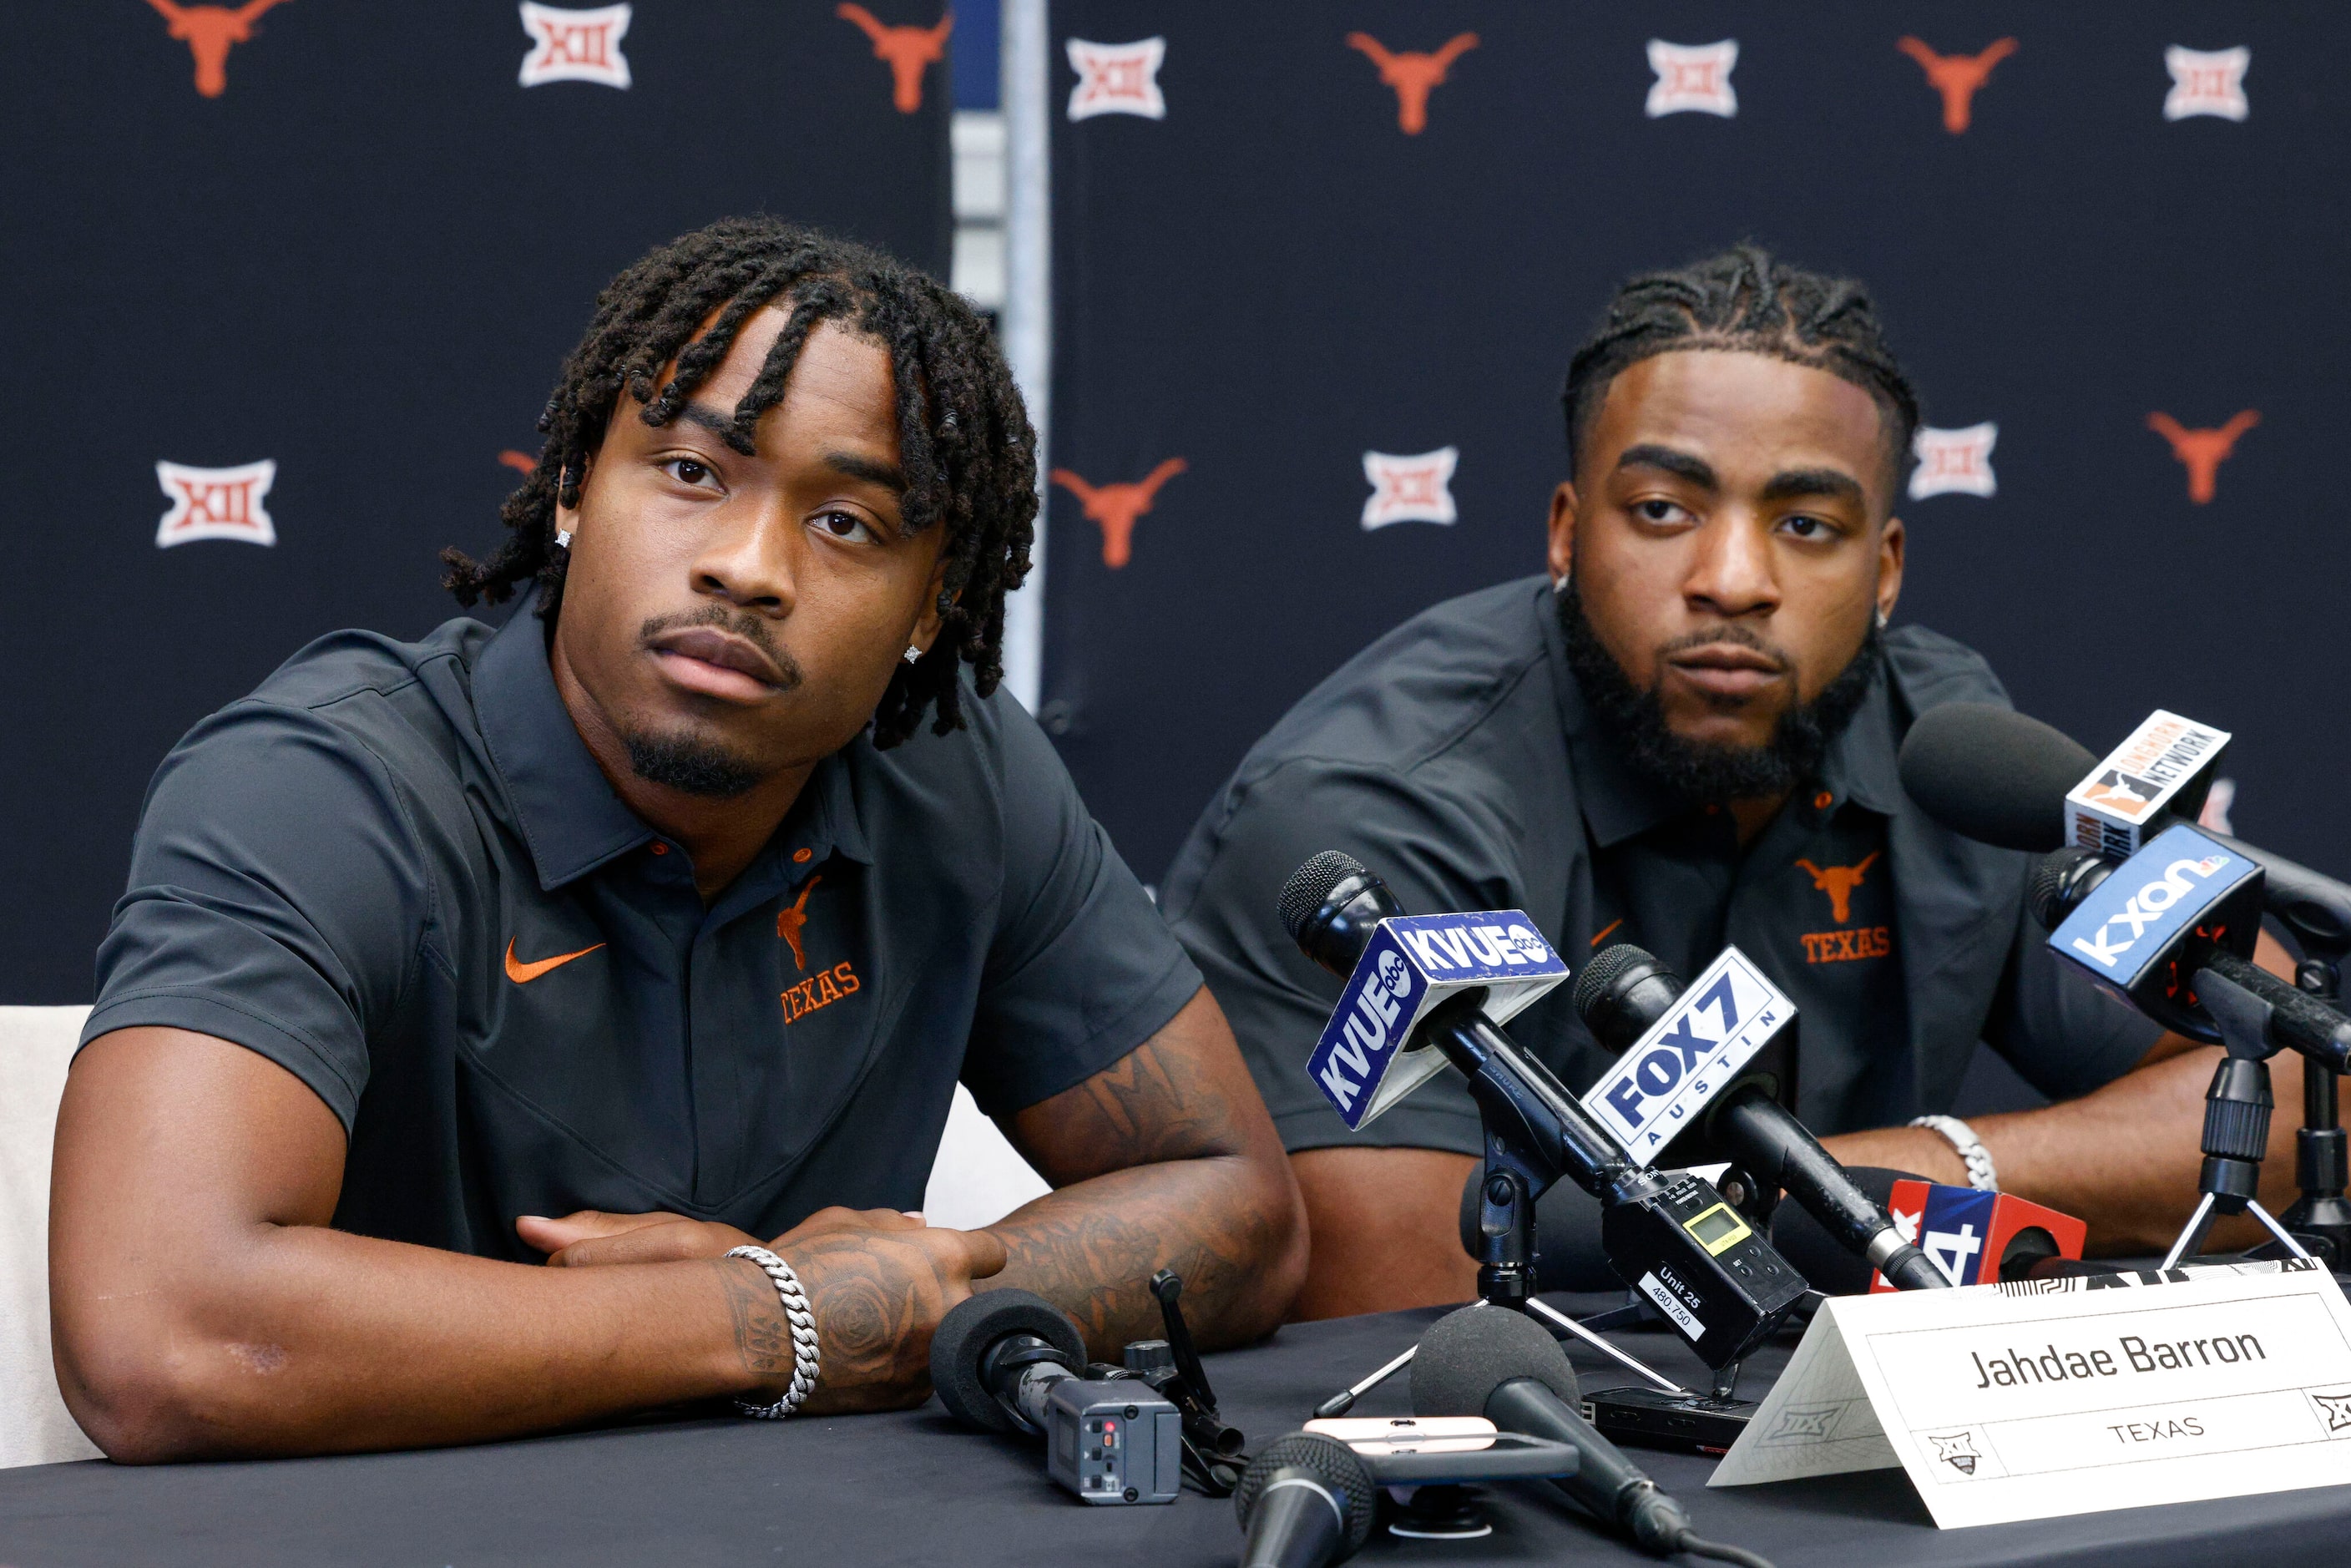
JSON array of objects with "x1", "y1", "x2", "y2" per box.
[
  {"x1": 1758, "y1": 467, "x2": 1867, "y2": 508},
  {"x1": 1615, "y1": 443, "x2": 1716, "y2": 489},
  {"x1": 672, "y1": 402, "x2": 910, "y2": 496}
]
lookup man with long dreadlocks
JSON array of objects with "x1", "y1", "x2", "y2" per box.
[
  {"x1": 52, "y1": 219, "x2": 1304, "y2": 1459},
  {"x1": 1164, "y1": 244, "x2": 2299, "y2": 1318}
]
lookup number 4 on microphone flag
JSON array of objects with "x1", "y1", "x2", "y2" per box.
[{"x1": 1304, "y1": 912, "x2": 1567, "y2": 1130}]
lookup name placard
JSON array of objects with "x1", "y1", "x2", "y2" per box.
[{"x1": 1711, "y1": 1260, "x2": 2351, "y2": 1528}]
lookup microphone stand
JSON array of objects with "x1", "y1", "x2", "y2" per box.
[
  {"x1": 2161, "y1": 964, "x2": 2316, "y2": 1268},
  {"x1": 2277, "y1": 947, "x2": 2351, "y2": 1267}
]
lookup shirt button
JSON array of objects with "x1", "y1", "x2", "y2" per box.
[
  {"x1": 650, "y1": 842, "x2": 669, "y2": 856},
  {"x1": 1813, "y1": 791, "x2": 1834, "y2": 812},
  {"x1": 792, "y1": 847, "x2": 814, "y2": 864}
]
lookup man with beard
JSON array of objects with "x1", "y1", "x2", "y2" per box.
[
  {"x1": 51, "y1": 219, "x2": 1304, "y2": 1459},
  {"x1": 1161, "y1": 245, "x2": 2298, "y2": 1318}
]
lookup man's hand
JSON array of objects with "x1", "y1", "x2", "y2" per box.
[{"x1": 516, "y1": 1206, "x2": 1009, "y2": 1411}]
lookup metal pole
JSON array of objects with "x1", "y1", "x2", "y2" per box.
[{"x1": 996, "y1": 0, "x2": 1051, "y2": 713}]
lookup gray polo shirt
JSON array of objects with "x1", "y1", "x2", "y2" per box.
[
  {"x1": 1161, "y1": 577, "x2": 2156, "y2": 1157},
  {"x1": 83, "y1": 601, "x2": 1200, "y2": 1259}
]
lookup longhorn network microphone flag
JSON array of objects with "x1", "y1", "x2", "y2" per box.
[{"x1": 1304, "y1": 912, "x2": 1567, "y2": 1130}]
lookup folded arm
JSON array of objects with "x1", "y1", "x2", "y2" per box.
[{"x1": 50, "y1": 1027, "x2": 999, "y2": 1462}]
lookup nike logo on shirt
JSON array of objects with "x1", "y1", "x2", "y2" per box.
[{"x1": 504, "y1": 938, "x2": 605, "y2": 984}]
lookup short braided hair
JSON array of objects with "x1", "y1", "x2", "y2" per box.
[
  {"x1": 441, "y1": 217, "x2": 1036, "y2": 748},
  {"x1": 1561, "y1": 243, "x2": 1921, "y2": 497}
]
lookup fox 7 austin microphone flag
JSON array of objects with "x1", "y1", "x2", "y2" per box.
[
  {"x1": 1306, "y1": 912, "x2": 1569, "y2": 1130},
  {"x1": 1580, "y1": 946, "x2": 1796, "y2": 1165}
]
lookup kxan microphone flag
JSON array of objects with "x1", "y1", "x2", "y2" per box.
[
  {"x1": 2048, "y1": 822, "x2": 2263, "y2": 1017},
  {"x1": 1306, "y1": 911, "x2": 1568, "y2": 1130}
]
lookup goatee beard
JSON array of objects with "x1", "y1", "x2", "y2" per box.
[
  {"x1": 621, "y1": 730, "x2": 766, "y2": 799},
  {"x1": 1555, "y1": 577, "x2": 1881, "y2": 809}
]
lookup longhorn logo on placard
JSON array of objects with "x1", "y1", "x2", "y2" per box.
[
  {"x1": 1361, "y1": 447, "x2": 1459, "y2": 531},
  {"x1": 518, "y1": 2, "x2": 632, "y2": 89},
  {"x1": 144, "y1": 0, "x2": 292, "y2": 99},
  {"x1": 1646, "y1": 39, "x2": 1737, "y2": 118},
  {"x1": 1345, "y1": 32, "x2": 1479, "y2": 134},
  {"x1": 2147, "y1": 411, "x2": 2257, "y2": 503},
  {"x1": 155, "y1": 459, "x2": 277, "y2": 549},
  {"x1": 1065, "y1": 37, "x2": 1165, "y2": 120},
  {"x1": 1895, "y1": 37, "x2": 2015, "y2": 134},
  {"x1": 1049, "y1": 459, "x2": 1186, "y2": 568},
  {"x1": 837, "y1": 5, "x2": 951, "y2": 114},
  {"x1": 2163, "y1": 45, "x2": 2249, "y2": 122},
  {"x1": 1909, "y1": 422, "x2": 1998, "y2": 500}
]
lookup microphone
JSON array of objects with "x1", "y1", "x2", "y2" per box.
[
  {"x1": 930, "y1": 1289, "x2": 1182, "y2": 1505},
  {"x1": 1411, "y1": 1304, "x2": 1771, "y2": 1566},
  {"x1": 1898, "y1": 703, "x2": 2351, "y2": 956},
  {"x1": 1280, "y1": 852, "x2": 1808, "y2": 1368},
  {"x1": 1573, "y1": 944, "x2": 1948, "y2": 1292},
  {"x1": 1232, "y1": 1433, "x2": 1378, "y2": 1568}
]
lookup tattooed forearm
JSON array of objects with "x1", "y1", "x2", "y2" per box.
[
  {"x1": 713, "y1": 1257, "x2": 795, "y2": 1383},
  {"x1": 991, "y1": 989, "x2": 1307, "y2": 1352}
]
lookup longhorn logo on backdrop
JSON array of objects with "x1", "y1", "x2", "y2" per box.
[
  {"x1": 837, "y1": 5, "x2": 951, "y2": 114},
  {"x1": 1646, "y1": 39, "x2": 1737, "y2": 118},
  {"x1": 1361, "y1": 447, "x2": 1459, "y2": 530},
  {"x1": 155, "y1": 459, "x2": 277, "y2": 548},
  {"x1": 2147, "y1": 411, "x2": 2257, "y2": 503},
  {"x1": 1896, "y1": 37, "x2": 2015, "y2": 134},
  {"x1": 1065, "y1": 37, "x2": 1165, "y2": 120},
  {"x1": 1345, "y1": 32, "x2": 1479, "y2": 134},
  {"x1": 1049, "y1": 459, "x2": 1186, "y2": 568},
  {"x1": 1908, "y1": 422, "x2": 1998, "y2": 500},
  {"x1": 518, "y1": 2, "x2": 632, "y2": 89},
  {"x1": 2164, "y1": 45, "x2": 2249, "y2": 121},
  {"x1": 144, "y1": 0, "x2": 291, "y2": 99}
]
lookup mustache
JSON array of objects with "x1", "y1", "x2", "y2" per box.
[
  {"x1": 1653, "y1": 623, "x2": 1793, "y2": 676},
  {"x1": 636, "y1": 604, "x2": 803, "y2": 690}
]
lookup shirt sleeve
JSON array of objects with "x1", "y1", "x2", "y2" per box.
[
  {"x1": 959, "y1": 695, "x2": 1203, "y2": 1118},
  {"x1": 1160, "y1": 756, "x2": 1517, "y2": 1158},
  {"x1": 1979, "y1": 904, "x2": 2163, "y2": 1102},
  {"x1": 78, "y1": 699, "x2": 433, "y2": 1131}
]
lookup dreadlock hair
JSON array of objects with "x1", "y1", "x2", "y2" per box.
[
  {"x1": 440, "y1": 216, "x2": 1036, "y2": 749},
  {"x1": 1560, "y1": 243, "x2": 1921, "y2": 500}
]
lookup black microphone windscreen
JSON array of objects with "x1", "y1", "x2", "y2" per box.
[
  {"x1": 928, "y1": 1288, "x2": 1085, "y2": 1434},
  {"x1": 1280, "y1": 851, "x2": 1368, "y2": 943},
  {"x1": 1897, "y1": 703, "x2": 2097, "y2": 853},
  {"x1": 1572, "y1": 942, "x2": 1657, "y2": 1022},
  {"x1": 1411, "y1": 1302, "x2": 1580, "y2": 1418},
  {"x1": 1769, "y1": 1167, "x2": 1924, "y2": 1295},
  {"x1": 1234, "y1": 1433, "x2": 1378, "y2": 1558}
]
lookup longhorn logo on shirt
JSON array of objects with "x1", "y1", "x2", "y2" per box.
[
  {"x1": 1361, "y1": 447, "x2": 1459, "y2": 531},
  {"x1": 837, "y1": 5, "x2": 951, "y2": 114},
  {"x1": 518, "y1": 2, "x2": 632, "y2": 89},
  {"x1": 776, "y1": 875, "x2": 821, "y2": 970},
  {"x1": 1049, "y1": 458, "x2": 1186, "y2": 568},
  {"x1": 1796, "y1": 852, "x2": 1878, "y2": 924},
  {"x1": 1908, "y1": 422, "x2": 1998, "y2": 500},
  {"x1": 155, "y1": 459, "x2": 277, "y2": 548},
  {"x1": 1896, "y1": 37, "x2": 2015, "y2": 134},
  {"x1": 2147, "y1": 411, "x2": 2257, "y2": 503},
  {"x1": 2164, "y1": 45, "x2": 2249, "y2": 122},
  {"x1": 1345, "y1": 32, "x2": 1478, "y2": 135},
  {"x1": 144, "y1": 0, "x2": 291, "y2": 99},
  {"x1": 1646, "y1": 39, "x2": 1737, "y2": 119},
  {"x1": 1065, "y1": 36, "x2": 1166, "y2": 121}
]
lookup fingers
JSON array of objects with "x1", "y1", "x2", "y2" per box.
[
  {"x1": 770, "y1": 1206, "x2": 928, "y2": 1248},
  {"x1": 954, "y1": 1227, "x2": 1011, "y2": 1282},
  {"x1": 515, "y1": 1209, "x2": 681, "y2": 1255},
  {"x1": 544, "y1": 1219, "x2": 760, "y2": 1269}
]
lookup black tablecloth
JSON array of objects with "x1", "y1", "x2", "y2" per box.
[{"x1": 6, "y1": 1293, "x2": 2349, "y2": 1566}]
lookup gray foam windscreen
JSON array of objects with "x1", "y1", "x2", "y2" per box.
[{"x1": 1410, "y1": 1303, "x2": 1580, "y2": 1417}]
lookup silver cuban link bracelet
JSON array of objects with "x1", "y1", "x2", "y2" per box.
[
  {"x1": 1909, "y1": 1114, "x2": 2000, "y2": 1192},
  {"x1": 726, "y1": 1244, "x2": 822, "y2": 1419}
]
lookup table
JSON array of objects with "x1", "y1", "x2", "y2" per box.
[{"x1": 4, "y1": 1292, "x2": 2348, "y2": 1566}]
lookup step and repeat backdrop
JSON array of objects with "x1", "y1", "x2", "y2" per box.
[
  {"x1": 0, "y1": 3, "x2": 952, "y2": 1000},
  {"x1": 1041, "y1": 3, "x2": 2351, "y2": 900}
]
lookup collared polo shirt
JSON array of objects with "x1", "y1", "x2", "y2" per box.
[
  {"x1": 1160, "y1": 576, "x2": 2157, "y2": 1157},
  {"x1": 83, "y1": 603, "x2": 1201, "y2": 1259}
]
